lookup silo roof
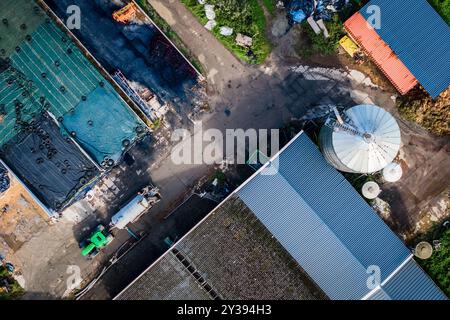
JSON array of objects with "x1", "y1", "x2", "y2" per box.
[{"x1": 332, "y1": 104, "x2": 401, "y2": 173}]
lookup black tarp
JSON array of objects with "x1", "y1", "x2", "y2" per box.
[{"x1": 0, "y1": 114, "x2": 99, "y2": 211}]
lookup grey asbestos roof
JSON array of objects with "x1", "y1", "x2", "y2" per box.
[{"x1": 116, "y1": 196, "x2": 325, "y2": 300}]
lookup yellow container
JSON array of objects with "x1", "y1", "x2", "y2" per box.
[{"x1": 339, "y1": 35, "x2": 359, "y2": 57}]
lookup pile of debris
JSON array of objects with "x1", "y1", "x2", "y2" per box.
[
  {"x1": 286, "y1": 0, "x2": 349, "y2": 23},
  {"x1": 0, "y1": 166, "x2": 9, "y2": 194}
]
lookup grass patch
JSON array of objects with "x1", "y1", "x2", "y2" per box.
[
  {"x1": 428, "y1": 0, "x2": 450, "y2": 25},
  {"x1": 180, "y1": 0, "x2": 272, "y2": 64},
  {"x1": 135, "y1": 0, "x2": 204, "y2": 74},
  {"x1": 415, "y1": 225, "x2": 450, "y2": 297},
  {"x1": 0, "y1": 266, "x2": 24, "y2": 300},
  {"x1": 262, "y1": 0, "x2": 276, "y2": 14}
]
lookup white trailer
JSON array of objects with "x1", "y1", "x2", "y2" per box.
[{"x1": 110, "y1": 186, "x2": 161, "y2": 229}]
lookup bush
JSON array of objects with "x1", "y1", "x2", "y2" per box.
[
  {"x1": 300, "y1": 14, "x2": 344, "y2": 57},
  {"x1": 417, "y1": 228, "x2": 450, "y2": 297}
]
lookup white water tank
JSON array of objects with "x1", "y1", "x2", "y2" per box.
[
  {"x1": 362, "y1": 181, "x2": 381, "y2": 199},
  {"x1": 110, "y1": 195, "x2": 149, "y2": 229},
  {"x1": 319, "y1": 104, "x2": 401, "y2": 173},
  {"x1": 382, "y1": 162, "x2": 403, "y2": 182}
]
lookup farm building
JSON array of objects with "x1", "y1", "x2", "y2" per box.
[
  {"x1": 116, "y1": 195, "x2": 326, "y2": 300},
  {"x1": 44, "y1": 0, "x2": 204, "y2": 121},
  {"x1": 116, "y1": 133, "x2": 447, "y2": 300},
  {"x1": 344, "y1": 0, "x2": 450, "y2": 98},
  {"x1": 0, "y1": 0, "x2": 146, "y2": 212},
  {"x1": 0, "y1": 114, "x2": 99, "y2": 211}
]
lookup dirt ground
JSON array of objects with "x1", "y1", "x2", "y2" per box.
[{"x1": 0, "y1": 176, "x2": 49, "y2": 256}]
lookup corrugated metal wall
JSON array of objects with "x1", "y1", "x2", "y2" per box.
[{"x1": 344, "y1": 12, "x2": 418, "y2": 95}]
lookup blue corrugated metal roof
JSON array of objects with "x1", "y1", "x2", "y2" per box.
[
  {"x1": 238, "y1": 173, "x2": 371, "y2": 299},
  {"x1": 238, "y1": 132, "x2": 447, "y2": 300},
  {"x1": 367, "y1": 287, "x2": 391, "y2": 300},
  {"x1": 375, "y1": 259, "x2": 447, "y2": 300},
  {"x1": 360, "y1": 0, "x2": 450, "y2": 98}
]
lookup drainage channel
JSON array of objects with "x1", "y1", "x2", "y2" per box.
[{"x1": 171, "y1": 247, "x2": 221, "y2": 300}]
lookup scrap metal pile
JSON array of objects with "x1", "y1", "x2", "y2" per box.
[{"x1": 286, "y1": 0, "x2": 349, "y2": 23}]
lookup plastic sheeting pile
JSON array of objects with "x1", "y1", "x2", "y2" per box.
[
  {"x1": 287, "y1": 0, "x2": 349, "y2": 23},
  {"x1": 199, "y1": 1, "x2": 233, "y2": 35}
]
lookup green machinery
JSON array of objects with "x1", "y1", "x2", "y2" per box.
[{"x1": 80, "y1": 225, "x2": 114, "y2": 258}]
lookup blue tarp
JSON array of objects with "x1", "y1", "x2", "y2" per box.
[
  {"x1": 290, "y1": 9, "x2": 307, "y2": 23},
  {"x1": 0, "y1": 114, "x2": 99, "y2": 211},
  {"x1": 62, "y1": 85, "x2": 145, "y2": 165}
]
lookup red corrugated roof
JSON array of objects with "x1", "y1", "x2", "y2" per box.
[{"x1": 344, "y1": 13, "x2": 418, "y2": 95}]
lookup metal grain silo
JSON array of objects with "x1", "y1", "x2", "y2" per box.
[{"x1": 319, "y1": 104, "x2": 401, "y2": 174}]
